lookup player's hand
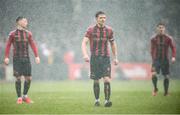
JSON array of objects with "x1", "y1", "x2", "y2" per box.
[
  {"x1": 35, "y1": 57, "x2": 40, "y2": 64},
  {"x1": 83, "y1": 55, "x2": 90, "y2": 62},
  {"x1": 113, "y1": 58, "x2": 119, "y2": 65},
  {"x1": 4, "y1": 58, "x2": 9, "y2": 65},
  {"x1": 171, "y1": 57, "x2": 176, "y2": 64}
]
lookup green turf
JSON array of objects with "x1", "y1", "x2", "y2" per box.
[{"x1": 0, "y1": 80, "x2": 180, "y2": 114}]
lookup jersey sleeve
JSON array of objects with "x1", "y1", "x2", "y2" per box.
[
  {"x1": 5, "y1": 32, "x2": 14, "y2": 58},
  {"x1": 28, "y1": 32, "x2": 39, "y2": 57},
  {"x1": 150, "y1": 38, "x2": 156, "y2": 61},
  {"x1": 169, "y1": 37, "x2": 176, "y2": 58},
  {"x1": 85, "y1": 27, "x2": 92, "y2": 39},
  {"x1": 108, "y1": 28, "x2": 114, "y2": 42}
]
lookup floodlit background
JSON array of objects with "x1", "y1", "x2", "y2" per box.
[{"x1": 0, "y1": 0, "x2": 180, "y2": 80}]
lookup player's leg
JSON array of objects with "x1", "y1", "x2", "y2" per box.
[
  {"x1": 15, "y1": 76, "x2": 23, "y2": 104},
  {"x1": 101, "y1": 56, "x2": 112, "y2": 107},
  {"x1": 90, "y1": 56, "x2": 100, "y2": 106},
  {"x1": 162, "y1": 60, "x2": 170, "y2": 96},
  {"x1": 152, "y1": 71, "x2": 158, "y2": 95},
  {"x1": 15, "y1": 76, "x2": 22, "y2": 98},
  {"x1": 93, "y1": 79, "x2": 100, "y2": 106},
  {"x1": 22, "y1": 57, "x2": 33, "y2": 103},
  {"x1": 13, "y1": 58, "x2": 23, "y2": 104},
  {"x1": 104, "y1": 77, "x2": 111, "y2": 101},
  {"x1": 23, "y1": 76, "x2": 32, "y2": 97},
  {"x1": 22, "y1": 76, "x2": 33, "y2": 103},
  {"x1": 103, "y1": 77, "x2": 112, "y2": 107},
  {"x1": 151, "y1": 61, "x2": 160, "y2": 96},
  {"x1": 163, "y1": 75, "x2": 169, "y2": 96}
]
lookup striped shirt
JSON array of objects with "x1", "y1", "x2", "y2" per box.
[
  {"x1": 85, "y1": 24, "x2": 114, "y2": 57},
  {"x1": 5, "y1": 29, "x2": 38, "y2": 58},
  {"x1": 151, "y1": 34, "x2": 176, "y2": 61}
]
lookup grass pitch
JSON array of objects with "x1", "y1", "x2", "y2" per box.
[{"x1": 0, "y1": 80, "x2": 180, "y2": 114}]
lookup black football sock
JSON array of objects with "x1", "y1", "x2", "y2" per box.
[
  {"x1": 104, "y1": 82, "x2": 111, "y2": 101},
  {"x1": 93, "y1": 82, "x2": 100, "y2": 100},
  {"x1": 164, "y1": 78, "x2": 169, "y2": 94},
  {"x1": 23, "y1": 80, "x2": 31, "y2": 95},
  {"x1": 152, "y1": 75, "x2": 158, "y2": 90},
  {"x1": 15, "y1": 79, "x2": 21, "y2": 97}
]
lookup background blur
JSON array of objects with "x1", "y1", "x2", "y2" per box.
[{"x1": 0, "y1": 0, "x2": 180, "y2": 81}]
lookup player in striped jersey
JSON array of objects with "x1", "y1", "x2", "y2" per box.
[
  {"x1": 4, "y1": 16, "x2": 40, "y2": 104},
  {"x1": 82, "y1": 11, "x2": 119, "y2": 107},
  {"x1": 151, "y1": 23, "x2": 176, "y2": 96}
]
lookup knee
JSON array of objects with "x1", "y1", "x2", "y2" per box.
[
  {"x1": 152, "y1": 72, "x2": 159, "y2": 78},
  {"x1": 164, "y1": 75, "x2": 169, "y2": 79},
  {"x1": 104, "y1": 77, "x2": 110, "y2": 83},
  {"x1": 94, "y1": 80, "x2": 99, "y2": 84},
  {"x1": 16, "y1": 77, "x2": 21, "y2": 81},
  {"x1": 152, "y1": 72, "x2": 157, "y2": 76},
  {"x1": 25, "y1": 76, "x2": 32, "y2": 81}
]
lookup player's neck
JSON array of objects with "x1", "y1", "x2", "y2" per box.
[
  {"x1": 158, "y1": 33, "x2": 165, "y2": 36},
  {"x1": 97, "y1": 23, "x2": 105, "y2": 28},
  {"x1": 17, "y1": 26, "x2": 26, "y2": 30}
]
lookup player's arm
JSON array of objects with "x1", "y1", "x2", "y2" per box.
[
  {"x1": 151, "y1": 39, "x2": 155, "y2": 62},
  {"x1": 28, "y1": 32, "x2": 40, "y2": 64},
  {"x1": 150, "y1": 39, "x2": 156, "y2": 72},
  {"x1": 4, "y1": 33, "x2": 13, "y2": 65},
  {"x1": 81, "y1": 37, "x2": 90, "y2": 62},
  {"x1": 109, "y1": 29, "x2": 118, "y2": 65},
  {"x1": 169, "y1": 38, "x2": 176, "y2": 63},
  {"x1": 110, "y1": 40, "x2": 118, "y2": 65}
]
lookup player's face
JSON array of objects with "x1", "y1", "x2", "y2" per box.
[
  {"x1": 96, "y1": 14, "x2": 106, "y2": 27},
  {"x1": 157, "y1": 25, "x2": 165, "y2": 34},
  {"x1": 18, "y1": 18, "x2": 28, "y2": 29}
]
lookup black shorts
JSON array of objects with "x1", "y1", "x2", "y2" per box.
[
  {"x1": 90, "y1": 56, "x2": 111, "y2": 80},
  {"x1": 152, "y1": 59, "x2": 169, "y2": 76},
  {"x1": 13, "y1": 57, "x2": 31, "y2": 77}
]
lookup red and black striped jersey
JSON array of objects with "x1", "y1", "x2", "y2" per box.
[
  {"x1": 5, "y1": 29, "x2": 38, "y2": 58},
  {"x1": 85, "y1": 24, "x2": 114, "y2": 57},
  {"x1": 151, "y1": 34, "x2": 176, "y2": 61}
]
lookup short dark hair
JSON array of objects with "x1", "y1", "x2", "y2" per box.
[
  {"x1": 95, "y1": 11, "x2": 105, "y2": 18},
  {"x1": 157, "y1": 22, "x2": 165, "y2": 27},
  {"x1": 16, "y1": 16, "x2": 25, "y2": 22}
]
